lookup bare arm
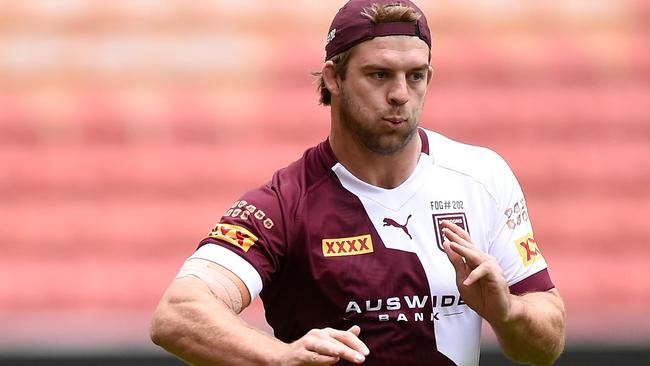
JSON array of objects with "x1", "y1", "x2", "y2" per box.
[
  {"x1": 150, "y1": 274, "x2": 282, "y2": 365},
  {"x1": 441, "y1": 222, "x2": 566, "y2": 365},
  {"x1": 490, "y1": 289, "x2": 565, "y2": 365},
  {"x1": 150, "y1": 259, "x2": 369, "y2": 366}
]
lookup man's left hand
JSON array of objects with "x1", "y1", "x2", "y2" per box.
[{"x1": 440, "y1": 220, "x2": 512, "y2": 325}]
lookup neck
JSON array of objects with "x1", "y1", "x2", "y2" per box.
[{"x1": 329, "y1": 127, "x2": 422, "y2": 189}]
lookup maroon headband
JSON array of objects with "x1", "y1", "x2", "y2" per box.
[{"x1": 325, "y1": 0, "x2": 431, "y2": 61}]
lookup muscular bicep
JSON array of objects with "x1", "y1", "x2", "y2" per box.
[
  {"x1": 176, "y1": 258, "x2": 252, "y2": 313},
  {"x1": 151, "y1": 262, "x2": 262, "y2": 363}
]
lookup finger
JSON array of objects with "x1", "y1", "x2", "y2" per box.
[
  {"x1": 347, "y1": 325, "x2": 361, "y2": 337},
  {"x1": 441, "y1": 221, "x2": 472, "y2": 243},
  {"x1": 306, "y1": 337, "x2": 365, "y2": 364},
  {"x1": 447, "y1": 241, "x2": 485, "y2": 267},
  {"x1": 441, "y1": 227, "x2": 473, "y2": 249},
  {"x1": 305, "y1": 352, "x2": 340, "y2": 365},
  {"x1": 463, "y1": 262, "x2": 492, "y2": 286},
  {"x1": 346, "y1": 325, "x2": 369, "y2": 356},
  {"x1": 443, "y1": 240, "x2": 470, "y2": 284},
  {"x1": 329, "y1": 327, "x2": 370, "y2": 357},
  {"x1": 443, "y1": 240, "x2": 466, "y2": 273}
]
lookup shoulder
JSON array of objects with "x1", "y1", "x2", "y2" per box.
[
  {"x1": 272, "y1": 139, "x2": 338, "y2": 195},
  {"x1": 423, "y1": 129, "x2": 517, "y2": 199},
  {"x1": 208, "y1": 139, "x2": 337, "y2": 256},
  {"x1": 237, "y1": 139, "x2": 338, "y2": 221}
]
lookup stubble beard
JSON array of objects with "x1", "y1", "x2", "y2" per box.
[{"x1": 339, "y1": 87, "x2": 418, "y2": 156}]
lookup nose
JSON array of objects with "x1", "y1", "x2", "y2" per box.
[{"x1": 387, "y1": 76, "x2": 409, "y2": 106}]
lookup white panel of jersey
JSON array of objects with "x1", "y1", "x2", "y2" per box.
[{"x1": 331, "y1": 129, "x2": 549, "y2": 366}]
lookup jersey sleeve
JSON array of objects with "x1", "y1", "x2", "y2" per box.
[
  {"x1": 190, "y1": 182, "x2": 286, "y2": 301},
  {"x1": 486, "y1": 153, "x2": 555, "y2": 295}
]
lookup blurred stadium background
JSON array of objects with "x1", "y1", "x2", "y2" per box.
[{"x1": 1, "y1": 0, "x2": 649, "y2": 365}]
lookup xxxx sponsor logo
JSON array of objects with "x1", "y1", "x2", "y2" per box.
[
  {"x1": 515, "y1": 232, "x2": 542, "y2": 267},
  {"x1": 208, "y1": 224, "x2": 258, "y2": 252},
  {"x1": 322, "y1": 234, "x2": 373, "y2": 257}
]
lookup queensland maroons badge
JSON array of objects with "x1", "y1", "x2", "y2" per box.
[{"x1": 432, "y1": 213, "x2": 469, "y2": 251}]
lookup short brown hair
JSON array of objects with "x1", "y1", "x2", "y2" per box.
[{"x1": 313, "y1": 3, "x2": 424, "y2": 106}]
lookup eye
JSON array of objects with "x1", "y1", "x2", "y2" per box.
[
  {"x1": 371, "y1": 71, "x2": 388, "y2": 80},
  {"x1": 409, "y1": 71, "x2": 426, "y2": 82}
]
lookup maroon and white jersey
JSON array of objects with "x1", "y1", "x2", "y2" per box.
[{"x1": 191, "y1": 128, "x2": 554, "y2": 366}]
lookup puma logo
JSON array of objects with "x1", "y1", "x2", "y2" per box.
[{"x1": 383, "y1": 214, "x2": 413, "y2": 240}]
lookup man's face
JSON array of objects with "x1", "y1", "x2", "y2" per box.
[{"x1": 337, "y1": 35, "x2": 431, "y2": 155}]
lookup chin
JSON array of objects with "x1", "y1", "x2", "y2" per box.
[{"x1": 366, "y1": 137, "x2": 411, "y2": 156}]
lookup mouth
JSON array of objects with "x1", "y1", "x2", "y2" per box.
[{"x1": 382, "y1": 117, "x2": 408, "y2": 125}]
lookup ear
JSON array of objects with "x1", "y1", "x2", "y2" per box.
[
  {"x1": 426, "y1": 64, "x2": 434, "y2": 85},
  {"x1": 322, "y1": 60, "x2": 342, "y2": 98}
]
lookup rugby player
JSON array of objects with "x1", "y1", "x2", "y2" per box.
[{"x1": 151, "y1": 1, "x2": 566, "y2": 365}]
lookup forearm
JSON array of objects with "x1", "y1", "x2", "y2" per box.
[
  {"x1": 150, "y1": 277, "x2": 285, "y2": 366},
  {"x1": 490, "y1": 289, "x2": 566, "y2": 366}
]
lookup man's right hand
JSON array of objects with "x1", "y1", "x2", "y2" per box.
[{"x1": 278, "y1": 325, "x2": 370, "y2": 365}]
